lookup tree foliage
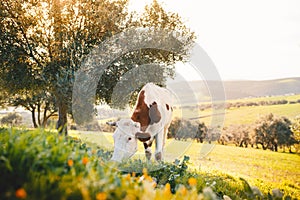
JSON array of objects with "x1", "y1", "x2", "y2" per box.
[
  {"x1": 219, "y1": 114, "x2": 297, "y2": 153},
  {"x1": 168, "y1": 118, "x2": 208, "y2": 142},
  {"x1": 291, "y1": 115, "x2": 300, "y2": 152},
  {"x1": 0, "y1": 112, "x2": 22, "y2": 126},
  {"x1": 254, "y1": 114, "x2": 294, "y2": 152},
  {"x1": 0, "y1": 0, "x2": 195, "y2": 134}
]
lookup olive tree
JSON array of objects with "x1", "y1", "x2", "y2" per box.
[{"x1": 0, "y1": 0, "x2": 195, "y2": 134}]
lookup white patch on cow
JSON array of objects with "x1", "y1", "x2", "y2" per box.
[
  {"x1": 111, "y1": 119, "x2": 141, "y2": 162},
  {"x1": 140, "y1": 83, "x2": 173, "y2": 133}
]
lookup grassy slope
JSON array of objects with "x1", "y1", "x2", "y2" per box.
[
  {"x1": 172, "y1": 94, "x2": 300, "y2": 127},
  {"x1": 184, "y1": 142, "x2": 300, "y2": 197}
]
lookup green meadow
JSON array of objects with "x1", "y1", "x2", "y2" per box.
[{"x1": 172, "y1": 94, "x2": 300, "y2": 127}]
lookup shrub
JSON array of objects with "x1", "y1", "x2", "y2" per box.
[
  {"x1": 0, "y1": 112, "x2": 22, "y2": 126},
  {"x1": 168, "y1": 118, "x2": 208, "y2": 142}
]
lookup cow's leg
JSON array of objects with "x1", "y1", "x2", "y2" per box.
[
  {"x1": 155, "y1": 130, "x2": 165, "y2": 161},
  {"x1": 144, "y1": 139, "x2": 154, "y2": 160},
  {"x1": 155, "y1": 125, "x2": 170, "y2": 161}
]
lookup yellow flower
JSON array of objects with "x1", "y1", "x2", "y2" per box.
[
  {"x1": 145, "y1": 175, "x2": 153, "y2": 182},
  {"x1": 15, "y1": 188, "x2": 27, "y2": 199},
  {"x1": 188, "y1": 177, "x2": 197, "y2": 187},
  {"x1": 82, "y1": 157, "x2": 88, "y2": 165},
  {"x1": 164, "y1": 183, "x2": 171, "y2": 197},
  {"x1": 142, "y1": 168, "x2": 148, "y2": 176},
  {"x1": 67, "y1": 159, "x2": 73, "y2": 167},
  {"x1": 96, "y1": 192, "x2": 107, "y2": 200}
]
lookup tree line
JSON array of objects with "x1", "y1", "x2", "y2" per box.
[
  {"x1": 168, "y1": 114, "x2": 300, "y2": 153},
  {"x1": 197, "y1": 99, "x2": 300, "y2": 111}
]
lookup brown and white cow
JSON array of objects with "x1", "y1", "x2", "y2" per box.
[{"x1": 109, "y1": 83, "x2": 173, "y2": 162}]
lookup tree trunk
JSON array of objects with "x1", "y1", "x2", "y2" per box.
[
  {"x1": 37, "y1": 103, "x2": 41, "y2": 126},
  {"x1": 31, "y1": 107, "x2": 38, "y2": 128},
  {"x1": 274, "y1": 144, "x2": 278, "y2": 152},
  {"x1": 56, "y1": 96, "x2": 68, "y2": 136}
]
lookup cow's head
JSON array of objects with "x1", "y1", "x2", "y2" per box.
[{"x1": 107, "y1": 119, "x2": 151, "y2": 162}]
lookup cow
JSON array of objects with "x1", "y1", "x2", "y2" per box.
[{"x1": 108, "y1": 83, "x2": 173, "y2": 162}]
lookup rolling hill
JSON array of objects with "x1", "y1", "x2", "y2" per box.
[{"x1": 168, "y1": 77, "x2": 300, "y2": 103}]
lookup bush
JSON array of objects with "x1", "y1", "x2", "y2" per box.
[
  {"x1": 0, "y1": 112, "x2": 22, "y2": 126},
  {"x1": 168, "y1": 118, "x2": 208, "y2": 142}
]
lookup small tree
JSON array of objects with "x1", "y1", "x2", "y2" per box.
[
  {"x1": 195, "y1": 122, "x2": 208, "y2": 143},
  {"x1": 254, "y1": 114, "x2": 294, "y2": 152}
]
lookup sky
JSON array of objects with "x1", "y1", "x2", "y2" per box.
[{"x1": 128, "y1": 0, "x2": 300, "y2": 81}]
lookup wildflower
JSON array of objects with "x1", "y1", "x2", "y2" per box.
[
  {"x1": 132, "y1": 172, "x2": 136, "y2": 177},
  {"x1": 96, "y1": 192, "x2": 107, "y2": 200},
  {"x1": 145, "y1": 175, "x2": 153, "y2": 182},
  {"x1": 142, "y1": 168, "x2": 148, "y2": 176},
  {"x1": 152, "y1": 181, "x2": 157, "y2": 188},
  {"x1": 125, "y1": 173, "x2": 131, "y2": 181},
  {"x1": 67, "y1": 159, "x2": 73, "y2": 167},
  {"x1": 164, "y1": 183, "x2": 171, "y2": 197},
  {"x1": 82, "y1": 157, "x2": 88, "y2": 165},
  {"x1": 188, "y1": 177, "x2": 197, "y2": 187},
  {"x1": 180, "y1": 186, "x2": 187, "y2": 196},
  {"x1": 15, "y1": 188, "x2": 27, "y2": 199}
]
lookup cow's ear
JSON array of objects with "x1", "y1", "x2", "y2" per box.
[
  {"x1": 149, "y1": 102, "x2": 161, "y2": 124},
  {"x1": 135, "y1": 132, "x2": 151, "y2": 142},
  {"x1": 106, "y1": 121, "x2": 117, "y2": 127}
]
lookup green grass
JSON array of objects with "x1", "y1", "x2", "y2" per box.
[
  {"x1": 222, "y1": 103, "x2": 300, "y2": 126},
  {"x1": 173, "y1": 96, "x2": 300, "y2": 127},
  {"x1": 226, "y1": 94, "x2": 300, "y2": 103},
  {"x1": 184, "y1": 142, "x2": 300, "y2": 198}
]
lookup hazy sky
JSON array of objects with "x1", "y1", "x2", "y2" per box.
[{"x1": 129, "y1": 0, "x2": 300, "y2": 80}]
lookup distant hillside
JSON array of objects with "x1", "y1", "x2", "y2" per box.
[{"x1": 168, "y1": 77, "x2": 300, "y2": 103}]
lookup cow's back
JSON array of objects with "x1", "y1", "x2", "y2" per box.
[{"x1": 131, "y1": 83, "x2": 173, "y2": 134}]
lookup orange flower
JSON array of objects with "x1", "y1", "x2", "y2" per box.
[
  {"x1": 188, "y1": 177, "x2": 197, "y2": 187},
  {"x1": 82, "y1": 157, "x2": 88, "y2": 165},
  {"x1": 15, "y1": 188, "x2": 27, "y2": 199},
  {"x1": 68, "y1": 159, "x2": 73, "y2": 167},
  {"x1": 180, "y1": 186, "x2": 187, "y2": 196},
  {"x1": 152, "y1": 181, "x2": 157, "y2": 188},
  {"x1": 96, "y1": 192, "x2": 107, "y2": 200},
  {"x1": 125, "y1": 173, "x2": 131, "y2": 181}
]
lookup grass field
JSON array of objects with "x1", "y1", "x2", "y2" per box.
[
  {"x1": 71, "y1": 131, "x2": 300, "y2": 198},
  {"x1": 172, "y1": 94, "x2": 300, "y2": 127},
  {"x1": 185, "y1": 142, "x2": 300, "y2": 197}
]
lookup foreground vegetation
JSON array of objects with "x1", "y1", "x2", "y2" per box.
[
  {"x1": 72, "y1": 130, "x2": 300, "y2": 199},
  {"x1": 1, "y1": 128, "x2": 298, "y2": 199}
]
